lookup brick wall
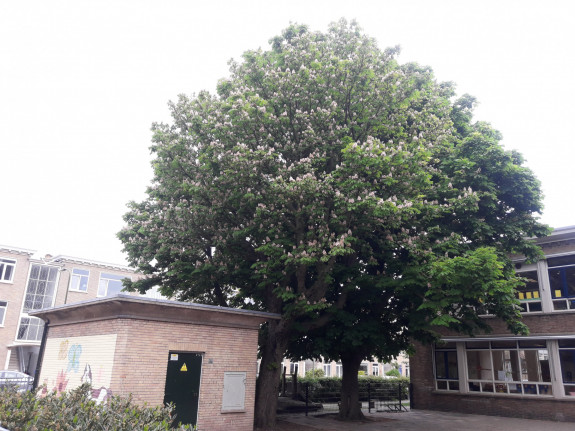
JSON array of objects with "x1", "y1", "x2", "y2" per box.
[{"x1": 44, "y1": 317, "x2": 259, "y2": 431}]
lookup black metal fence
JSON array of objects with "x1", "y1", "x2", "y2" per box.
[{"x1": 279, "y1": 378, "x2": 409, "y2": 416}]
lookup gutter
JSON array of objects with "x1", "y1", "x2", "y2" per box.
[{"x1": 32, "y1": 318, "x2": 50, "y2": 390}]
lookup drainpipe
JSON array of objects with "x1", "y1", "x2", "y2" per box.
[{"x1": 32, "y1": 318, "x2": 50, "y2": 390}]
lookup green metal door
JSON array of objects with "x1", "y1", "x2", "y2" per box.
[{"x1": 163, "y1": 352, "x2": 202, "y2": 426}]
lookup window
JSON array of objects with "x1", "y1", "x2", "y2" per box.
[
  {"x1": 69, "y1": 268, "x2": 89, "y2": 292},
  {"x1": 0, "y1": 301, "x2": 6, "y2": 326},
  {"x1": 466, "y1": 340, "x2": 551, "y2": 395},
  {"x1": 372, "y1": 363, "x2": 379, "y2": 376},
  {"x1": 434, "y1": 342, "x2": 459, "y2": 391},
  {"x1": 97, "y1": 273, "x2": 129, "y2": 297},
  {"x1": 17, "y1": 316, "x2": 44, "y2": 341},
  {"x1": 323, "y1": 363, "x2": 331, "y2": 377},
  {"x1": 516, "y1": 270, "x2": 542, "y2": 312},
  {"x1": 359, "y1": 363, "x2": 368, "y2": 375},
  {"x1": 0, "y1": 258, "x2": 16, "y2": 283},
  {"x1": 548, "y1": 256, "x2": 575, "y2": 311},
  {"x1": 23, "y1": 265, "x2": 59, "y2": 312},
  {"x1": 559, "y1": 339, "x2": 575, "y2": 396},
  {"x1": 289, "y1": 362, "x2": 299, "y2": 375},
  {"x1": 335, "y1": 363, "x2": 343, "y2": 377}
]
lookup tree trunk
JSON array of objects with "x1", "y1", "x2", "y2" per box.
[
  {"x1": 254, "y1": 320, "x2": 288, "y2": 430},
  {"x1": 339, "y1": 351, "x2": 365, "y2": 421}
]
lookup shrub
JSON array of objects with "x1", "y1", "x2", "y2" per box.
[
  {"x1": 385, "y1": 368, "x2": 401, "y2": 377},
  {"x1": 304, "y1": 368, "x2": 325, "y2": 379},
  {"x1": 0, "y1": 383, "x2": 195, "y2": 431}
]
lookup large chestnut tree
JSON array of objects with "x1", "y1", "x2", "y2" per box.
[{"x1": 119, "y1": 20, "x2": 548, "y2": 429}]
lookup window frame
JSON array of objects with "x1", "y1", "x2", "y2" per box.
[
  {"x1": 0, "y1": 258, "x2": 16, "y2": 283},
  {"x1": 516, "y1": 268, "x2": 543, "y2": 313},
  {"x1": 97, "y1": 272, "x2": 130, "y2": 297},
  {"x1": 548, "y1": 255, "x2": 575, "y2": 311},
  {"x1": 16, "y1": 315, "x2": 45, "y2": 342},
  {"x1": 69, "y1": 268, "x2": 90, "y2": 293},
  {"x1": 0, "y1": 300, "x2": 7, "y2": 326},
  {"x1": 465, "y1": 340, "x2": 552, "y2": 396},
  {"x1": 434, "y1": 343, "x2": 460, "y2": 391}
]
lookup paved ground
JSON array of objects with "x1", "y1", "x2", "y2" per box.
[{"x1": 278, "y1": 409, "x2": 575, "y2": 430}]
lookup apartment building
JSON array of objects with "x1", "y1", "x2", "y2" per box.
[
  {"x1": 0, "y1": 244, "x2": 142, "y2": 376},
  {"x1": 410, "y1": 225, "x2": 575, "y2": 422}
]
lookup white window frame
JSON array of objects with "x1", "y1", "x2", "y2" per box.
[
  {"x1": 16, "y1": 315, "x2": 45, "y2": 342},
  {"x1": 289, "y1": 362, "x2": 299, "y2": 375},
  {"x1": 97, "y1": 272, "x2": 130, "y2": 297},
  {"x1": 547, "y1": 254, "x2": 575, "y2": 311},
  {"x1": 17, "y1": 264, "x2": 60, "y2": 343},
  {"x1": 0, "y1": 301, "x2": 7, "y2": 326},
  {"x1": 69, "y1": 268, "x2": 90, "y2": 293},
  {"x1": 432, "y1": 338, "x2": 575, "y2": 398},
  {"x1": 516, "y1": 264, "x2": 543, "y2": 313},
  {"x1": 372, "y1": 363, "x2": 379, "y2": 376},
  {"x1": 336, "y1": 363, "x2": 343, "y2": 378},
  {"x1": 323, "y1": 363, "x2": 331, "y2": 377},
  {"x1": 0, "y1": 258, "x2": 16, "y2": 283}
]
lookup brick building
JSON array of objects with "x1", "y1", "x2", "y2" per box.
[
  {"x1": 410, "y1": 225, "x2": 575, "y2": 421},
  {"x1": 31, "y1": 295, "x2": 278, "y2": 431},
  {"x1": 0, "y1": 245, "x2": 143, "y2": 376}
]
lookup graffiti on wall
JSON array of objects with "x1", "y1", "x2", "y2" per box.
[{"x1": 40, "y1": 334, "x2": 116, "y2": 403}]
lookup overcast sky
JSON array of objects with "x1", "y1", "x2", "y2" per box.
[{"x1": 1, "y1": 0, "x2": 573, "y2": 264}]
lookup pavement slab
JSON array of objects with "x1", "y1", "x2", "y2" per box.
[{"x1": 278, "y1": 409, "x2": 575, "y2": 431}]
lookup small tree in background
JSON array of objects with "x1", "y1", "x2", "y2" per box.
[{"x1": 119, "y1": 19, "x2": 548, "y2": 429}]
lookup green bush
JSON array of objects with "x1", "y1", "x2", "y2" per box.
[
  {"x1": 304, "y1": 368, "x2": 325, "y2": 379},
  {"x1": 0, "y1": 383, "x2": 195, "y2": 431},
  {"x1": 385, "y1": 368, "x2": 401, "y2": 377}
]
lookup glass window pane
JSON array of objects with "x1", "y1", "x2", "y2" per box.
[
  {"x1": 30, "y1": 265, "x2": 39, "y2": 279},
  {"x1": 549, "y1": 269, "x2": 563, "y2": 297},
  {"x1": 435, "y1": 351, "x2": 446, "y2": 379},
  {"x1": 559, "y1": 340, "x2": 575, "y2": 348},
  {"x1": 79, "y1": 275, "x2": 88, "y2": 291},
  {"x1": 4, "y1": 265, "x2": 13, "y2": 281},
  {"x1": 97, "y1": 279, "x2": 107, "y2": 296},
  {"x1": 547, "y1": 255, "x2": 575, "y2": 268},
  {"x1": 446, "y1": 351, "x2": 458, "y2": 379},
  {"x1": 518, "y1": 340, "x2": 547, "y2": 348},
  {"x1": 466, "y1": 341, "x2": 490, "y2": 349},
  {"x1": 39, "y1": 266, "x2": 48, "y2": 280},
  {"x1": 47, "y1": 267, "x2": 58, "y2": 281},
  {"x1": 521, "y1": 350, "x2": 542, "y2": 381},
  {"x1": 70, "y1": 277, "x2": 80, "y2": 291},
  {"x1": 101, "y1": 273, "x2": 127, "y2": 281},
  {"x1": 560, "y1": 350, "x2": 575, "y2": 383},
  {"x1": 491, "y1": 340, "x2": 517, "y2": 349},
  {"x1": 467, "y1": 350, "x2": 492, "y2": 380},
  {"x1": 516, "y1": 271, "x2": 539, "y2": 300},
  {"x1": 106, "y1": 280, "x2": 123, "y2": 296},
  {"x1": 435, "y1": 341, "x2": 457, "y2": 349},
  {"x1": 528, "y1": 302, "x2": 542, "y2": 312},
  {"x1": 566, "y1": 267, "x2": 575, "y2": 296}
]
